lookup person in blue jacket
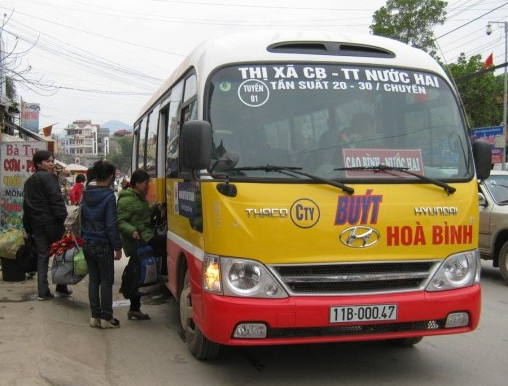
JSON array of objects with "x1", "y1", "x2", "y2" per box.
[{"x1": 81, "y1": 160, "x2": 123, "y2": 328}]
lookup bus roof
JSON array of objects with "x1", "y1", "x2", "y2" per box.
[{"x1": 136, "y1": 30, "x2": 448, "y2": 123}]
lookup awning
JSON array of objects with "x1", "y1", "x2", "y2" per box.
[{"x1": 64, "y1": 163, "x2": 88, "y2": 173}]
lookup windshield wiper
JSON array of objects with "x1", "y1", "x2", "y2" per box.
[
  {"x1": 232, "y1": 165, "x2": 354, "y2": 195},
  {"x1": 335, "y1": 164, "x2": 456, "y2": 195}
]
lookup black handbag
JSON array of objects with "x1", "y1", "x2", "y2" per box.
[
  {"x1": 15, "y1": 236, "x2": 38, "y2": 273},
  {"x1": 119, "y1": 257, "x2": 139, "y2": 299}
]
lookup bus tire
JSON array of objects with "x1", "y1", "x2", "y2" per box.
[
  {"x1": 499, "y1": 242, "x2": 508, "y2": 283},
  {"x1": 386, "y1": 337, "x2": 423, "y2": 346},
  {"x1": 179, "y1": 272, "x2": 220, "y2": 360}
]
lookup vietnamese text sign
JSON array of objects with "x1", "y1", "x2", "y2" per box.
[
  {"x1": 0, "y1": 141, "x2": 47, "y2": 230},
  {"x1": 342, "y1": 148, "x2": 423, "y2": 177},
  {"x1": 21, "y1": 103, "x2": 41, "y2": 133},
  {"x1": 471, "y1": 126, "x2": 503, "y2": 146}
]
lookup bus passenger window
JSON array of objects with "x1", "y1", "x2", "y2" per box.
[
  {"x1": 137, "y1": 118, "x2": 147, "y2": 170},
  {"x1": 146, "y1": 106, "x2": 160, "y2": 177},
  {"x1": 165, "y1": 81, "x2": 184, "y2": 178}
]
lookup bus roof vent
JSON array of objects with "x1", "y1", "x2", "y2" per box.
[{"x1": 267, "y1": 41, "x2": 395, "y2": 58}]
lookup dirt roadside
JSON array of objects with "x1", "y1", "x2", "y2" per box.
[{"x1": 0, "y1": 257, "x2": 170, "y2": 385}]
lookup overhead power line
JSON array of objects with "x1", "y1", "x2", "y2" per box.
[
  {"x1": 75, "y1": 0, "x2": 377, "y2": 12},
  {"x1": 436, "y1": 2, "x2": 508, "y2": 39},
  {"x1": 2, "y1": 8, "x2": 185, "y2": 57},
  {"x1": 3, "y1": 25, "x2": 163, "y2": 88}
]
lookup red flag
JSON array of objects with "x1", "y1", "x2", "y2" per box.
[{"x1": 484, "y1": 53, "x2": 494, "y2": 69}]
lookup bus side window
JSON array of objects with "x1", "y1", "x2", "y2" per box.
[
  {"x1": 137, "y1": 117, "x2": 147, "y2": 170},
  {"x1": 146, "y1": 106, "x2": 160, "y2": 177},
  {"x1": 166, "y1": 80, "x2": 184, "y2": 178},
  {"x1": 132, "y1": 122, "x2": 140, "y2": 171},
  {"x1": 181, "y1": 101, "x2": 197, "y2": 124}
]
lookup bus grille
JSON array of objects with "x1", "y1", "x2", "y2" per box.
[
  {"x1": 270, "y1": 261, "x2": 439, "y2": 295},
  {"x1": 267, "y1": 320, "x2": 443, "y2": 339}
]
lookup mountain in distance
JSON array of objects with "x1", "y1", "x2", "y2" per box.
[{"x1": 102, "y1": 120, "x2": 132, "y2": 132}]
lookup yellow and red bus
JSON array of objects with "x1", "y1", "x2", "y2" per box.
[{"x1": 132, "y1": 31, "x2": 491, "y2": 359}]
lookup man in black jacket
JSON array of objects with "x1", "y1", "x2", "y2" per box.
[{"x1": 23, "y1": 150, "x2": 71, "y2": 300}]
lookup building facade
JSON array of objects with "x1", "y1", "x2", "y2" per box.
[{"x1": 63, "y1": 120, "x2": 110, "y2": 161}]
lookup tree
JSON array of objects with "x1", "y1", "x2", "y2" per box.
[
  {"x1": 106, "y1": 135, "x2": 133, "y2": 174},
  {"x1": 5, "y1": 76, "x2": 17, "y2": 100},
  {"x1": 370, "y1": 0, "x2": 447, "y2": 57},
  {"x1": 447, "y1": 54, "x2": 503, "y2": 128},
  {"x1": 5, "y1": 76, "x2": 19, "y2": 115}
]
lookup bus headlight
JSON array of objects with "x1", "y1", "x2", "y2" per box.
[
  {"x1": 203, "y1": 255, "x2": 288, "y2": 298},
  {"x1": 426, "y1": 250, "x2": 480, "y2": 292},
  {"x1": 222, "y1": 258, "x2": 287, "y2": 298}
]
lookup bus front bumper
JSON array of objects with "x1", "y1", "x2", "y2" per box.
[{"x1": 194, "y1": 284, "x2": 481, "y2": 346}]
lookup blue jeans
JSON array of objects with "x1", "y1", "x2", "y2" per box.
[{"x1": 83, "y1": 242, "x2": 114, "y2": 320}]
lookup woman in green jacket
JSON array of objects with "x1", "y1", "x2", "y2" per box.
[{"x1": 117, "y1": 170, "x2": 165, "y2": 320}]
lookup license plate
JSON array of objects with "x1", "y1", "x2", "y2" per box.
[{"x1": 330, "y1": 304, "x2": 397, "y2": 323}]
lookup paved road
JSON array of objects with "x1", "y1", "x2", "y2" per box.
[{"x1": 1, "y1": 259, "x2": 507, "y2": 385}]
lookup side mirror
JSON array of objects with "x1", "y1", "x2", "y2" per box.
[
  {"x1": 478, "y1": 192, "x2": 487, "y2": 207},
  {"x1": 472, "y1": 140, "x2": 492, "y2": 181},
  {"x1": 179, "y1": 120, "x2": 212, "y2": 170}
]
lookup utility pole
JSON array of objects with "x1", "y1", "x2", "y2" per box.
[{"x1": 486, "y1": 21, "x2": 508, "y2": 170}]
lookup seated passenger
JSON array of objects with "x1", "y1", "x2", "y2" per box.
[
  {"x1": 315, "y1": 117, "x2": 343, "y2": 167},
  {"x1": 342, "y1": 112, "x2": 376, "y2": 148}
]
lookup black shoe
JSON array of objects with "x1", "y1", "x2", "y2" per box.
[
  {"x1": 128, "y1": 310, "x2": 151, "y2": 320},
  {"x1": 100, "y1": 317, "x2": 120, "y2": 328},
  {"x1": 38, "y1": 292, "x2": 55, "y2": 301},
  {"x1": 56, "y1": 286, "x2": 73, "y2": 296}
]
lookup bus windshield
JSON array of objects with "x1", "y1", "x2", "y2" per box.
[{"x1": 207, "y1": 64, "x2": 473, "y2": 181}]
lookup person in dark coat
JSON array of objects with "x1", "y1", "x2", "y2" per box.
[
  {"x1": 22, "y1": 150, "x2": 71, "y2": 300},
  {"x1": 81, "y1": 160, "x2": 123, "y2": 328}
]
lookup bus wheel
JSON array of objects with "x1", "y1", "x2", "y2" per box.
[
  {"x1": 386, "y1": 337, "x2": 423, "y2": 346},
  {"x1": 179, "y1": 272, "x2": 220, "y2": 360},
  {"x1": 499, "y1": 242, "x2": 508, "y2": 283}
]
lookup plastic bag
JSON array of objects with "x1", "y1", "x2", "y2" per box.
[
  {"x1": 119, "y1": 244, "x2": 158, "y2": 299},
  {"x1": 137, "y1": 244, "x2": 159, "y2": 286},
  {"x1": 51, "y1": 233, "x2": 87, "y2": 285},
  {"x1": 73, "y1": 249, "x2": 88, "y2": 276},
  {"x1": 0, "y1": 228, "x2": 24, "y2": 260}
]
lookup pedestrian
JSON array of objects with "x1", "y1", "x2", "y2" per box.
[
  {"x1": 120, "y1": 177, "x2": 130, "y2": 190},
  {"x1": 81, "y1": 160, "x2": 123, "y2": 328},
  {"x1": 22, "y1": 150, "x2": 71, "y2": 300},
  {"x1": 69, "y1": 174, "x2": 86, "y2": 204},
  {"x1": 117, "y1": 169, "x2": 165, "y2": 321},
  {"x1": 54, "y1": 163, "x2": 71, "y2": 204}
]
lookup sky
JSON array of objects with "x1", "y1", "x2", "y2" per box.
[{"x1": 0, "y1": 0, "x2": 507, "y2": 134}]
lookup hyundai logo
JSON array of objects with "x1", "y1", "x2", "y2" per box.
[{"x1": 339, "y1": 226, "x2": 380, "y2": 248}]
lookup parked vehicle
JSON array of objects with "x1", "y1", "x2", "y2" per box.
[
  {"x1": 479, "y1": 170, "x2": 508, "y2": 282},
  {"x1": 132, "y1": 31, "x2": 492, "y2": 359}
]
